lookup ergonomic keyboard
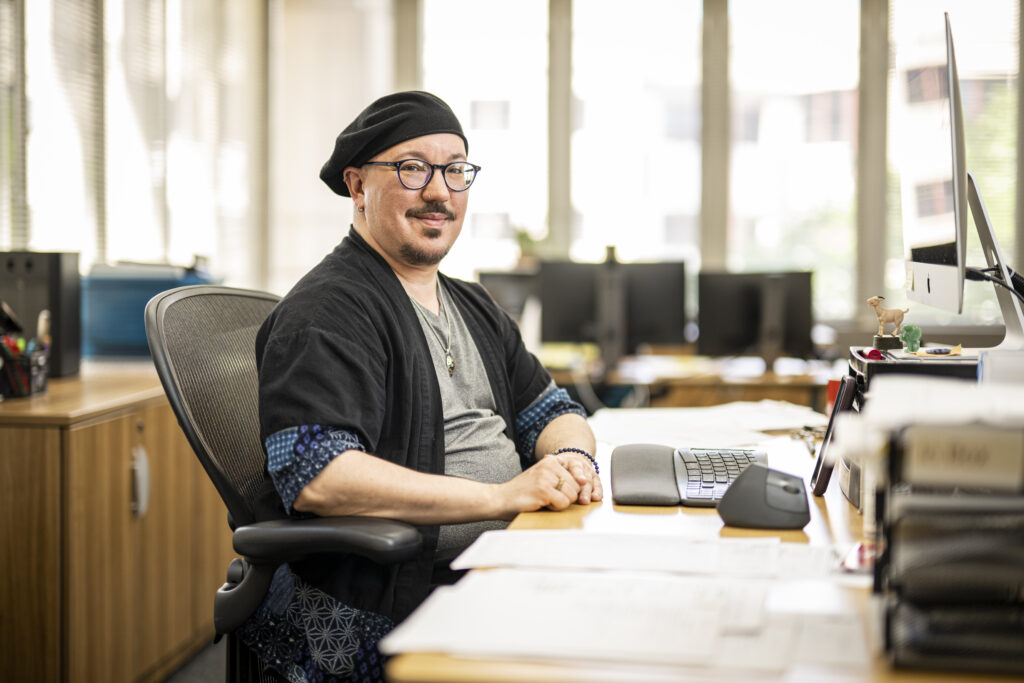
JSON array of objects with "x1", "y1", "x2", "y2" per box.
[
  {"x1": 675, "y1": 447, "x2": 767, "y2": 507},
  {"x1": 609, "y1": 443, "x2": 767, "y2": 507}
]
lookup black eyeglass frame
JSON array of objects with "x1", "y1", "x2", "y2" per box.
[{"x1": 363, "y1": 159, "x2": 482, "y2": 192}]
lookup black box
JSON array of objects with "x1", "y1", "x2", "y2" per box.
[
  {"x1": 847, "y1": 345, "x2": 977, "y2": 403},
  {"x1": 840, "y1": 346, "x2": 979, "y2": 509},
  {"x1": 0, "y1": 252, "x2": 81, "y2": 377}
]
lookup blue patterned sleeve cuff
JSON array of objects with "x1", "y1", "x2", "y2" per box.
[
  {"x1": 265, "y1": 425, "x2": 365, "y2": 514},
  {"x1": 514, "y1": 382, "x2": 587, "y2": 459}
]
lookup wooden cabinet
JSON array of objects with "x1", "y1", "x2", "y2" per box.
[{"x1": 0, "y1": 363, "x2": 235, "y2": 682}]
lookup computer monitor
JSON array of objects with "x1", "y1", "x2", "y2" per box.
[
  {"x1": 537, "y1": 261, "x2": 600, "y2": 344},
  {"x1": 537, "y1": 260, "x2": 687, "y2": 354},
  {"x1": 895, "y1": 12, "x2": 1024, "y2": 349},
  {"x1": 895, "y1": 12, "x2": 967, "y2": 314},
  {"x1": 696, "y1": 271, "x2": 813, "y2": 362},
  {"x1": 477, "y1": 270, "x2": 539, "y2": 321},
  {"x1": 623, "y1": 262, "x2": 687, "y2": 352}
]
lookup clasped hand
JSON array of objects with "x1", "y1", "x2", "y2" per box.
[
  {"x1": 499, "y1": 451, "x2": 603, "y2": 519},
  {"x1": 545, "y1": 451, "x2": 602, "y2": 506}
]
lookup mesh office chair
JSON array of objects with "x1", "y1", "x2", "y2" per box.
[{"x1": 145, "y1": 285, "x2": 422, "y2": 682}]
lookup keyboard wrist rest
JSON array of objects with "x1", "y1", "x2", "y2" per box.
[{"x1": 610, "y1": 443, "x2": 681, "y2": 506}]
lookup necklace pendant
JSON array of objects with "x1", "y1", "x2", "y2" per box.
[{"x1": 445, "y1": 352, "x2": 455, "y2": 376}]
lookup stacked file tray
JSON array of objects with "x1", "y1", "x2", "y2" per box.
[{"x1": 873, "y1": 423, "x2": 1024, "y2": 676}]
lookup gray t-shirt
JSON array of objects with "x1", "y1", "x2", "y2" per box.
[{"x1": 410, "y1": 282, "x2": 524, "y2": 561}]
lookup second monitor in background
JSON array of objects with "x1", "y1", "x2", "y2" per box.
[
  {"x1": 623, "y1": 262, "x2": 689, "y2": 353},
  {"x1": 477, "y1": 270, "x2": 539, "y2": 321},
  {"x1": 697, "y1": 271, "x2": 813, "y2": 365},
  {"x1": 537, "y1": 260, "x2": 688, "y2": 356}
]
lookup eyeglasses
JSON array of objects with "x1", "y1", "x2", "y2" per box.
[{"x1": 363, "y1": 159, "x2": 481, "y2": 192}]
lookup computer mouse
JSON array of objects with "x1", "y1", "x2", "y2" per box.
[{"x1": 716, "y1": 463, "x2": 810, "y2": 530}]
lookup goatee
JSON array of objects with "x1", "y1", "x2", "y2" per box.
[{"x1": 400, "y1": 241, "x2": 449, "y2": 266}]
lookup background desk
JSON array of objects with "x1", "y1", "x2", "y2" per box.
[
  {"x1": 0, "y1": 362, "x2": 235, "y2": 682},
  {"x1": 548, "y1": 355, "x2": 833, "y2": 412},
  {"x1": 386, "y1": 409, "x2": 998, "y2": 683}
]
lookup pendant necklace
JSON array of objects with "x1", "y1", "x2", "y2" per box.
[{"x1": 416, "y1": 285, "x2": 456, "y2": 376}]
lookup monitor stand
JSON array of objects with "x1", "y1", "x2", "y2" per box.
[
  {"x1": 595, "y1": 246, "x2": 626, "y2": 374},
  {"x1": 758, "y1": 274, "x2": 786, "y2": 369},
  {"x1": 967, "y1": 171, "x2": 1024, "y2": 350}
]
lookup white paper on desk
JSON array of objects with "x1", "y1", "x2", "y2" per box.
[
  {"x1": 703, "y1": 400, "x2": 828, "y2": 431},
  {"x1": 588, "y1": 407, "x2": 768, "y2": 447},
  {"x1": 452, "y1": 530, "x2": 838, "y2": 581},
  {"x1": 714, "y1": 614, "x2": 797, "y2": 672},
  {"x1": 380, "y1": 568, "x2": 724, "y2": 666},
  {"x1": 793, "y1": 613, "x2": 870, "y2": 670},
  {"x1": 589, "y1": 401, "x2": 827, "y2": 448}
]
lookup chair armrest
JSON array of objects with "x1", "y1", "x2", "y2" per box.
[
  {"x1": 214, "y1": 517, "x2": 422, "y2": 636},
  {"x1": 232, "y1": 516, "x2": 422, "y2": 565}
]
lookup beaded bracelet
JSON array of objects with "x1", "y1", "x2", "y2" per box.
[{"x1": 553, "y1": 446, "x2": 599, "y2": 474}]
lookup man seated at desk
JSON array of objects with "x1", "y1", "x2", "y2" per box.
[{"x1": 251, "y1": 91, "x2": 602, "y2": 681}]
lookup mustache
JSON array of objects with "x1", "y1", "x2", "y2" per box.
[{"x1": 406, "y1": 203, "x2": 455, "y2": 221}]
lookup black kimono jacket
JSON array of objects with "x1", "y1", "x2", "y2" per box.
[{"x1": 254, "y1": 227, "x2": 555, "y2": 622}]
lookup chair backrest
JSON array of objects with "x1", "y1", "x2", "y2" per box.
[{"x1": 145, "y1": 285, "x2": 281, "y2": 528}]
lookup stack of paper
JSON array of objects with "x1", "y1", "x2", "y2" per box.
[
  {"x1": 381, "y1": 567, "x2": 868, "y2": 674},
  {"x1": 451, "y1": 529, "x2": 838, "y2": 579},
  {"x1": 381, "y1": 530, "x2": 868, "y2": 675}
]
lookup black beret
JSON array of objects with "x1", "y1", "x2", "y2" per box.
[{"x1": 320, "y1": 91, "x2": 468, "y2": 197}]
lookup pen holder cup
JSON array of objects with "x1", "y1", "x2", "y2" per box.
[{"x1": 0, "y1": 349, "x2": 49, "y2": 398}]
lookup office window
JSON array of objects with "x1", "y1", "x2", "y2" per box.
[
  {"x1": 571, "y1": 0, "x2": 701, "y2": 265},
  {"x1": 729, "y1": 0, "x2": 860, "y2": 321},
  {"x1": 422, "y1": 0, "x2": 548, "y2": 279},
  {"x1": 471, "y1": 100, "x2": 511, "y2": 130},
  {"x1": 914, "y1": 180, "x2": 953, "y2": 219},
  {"x1": 733, "y1": 99, "x2": 761, "y2": 143},
  {"x1": 23, "y1": 0, "x2": 103, "y2": 259},
  {"x1": 105, "y1": 0, "x2": 167, "y2": 265},
  {"x1": 12, "y1": 0, "x2": 263, "y2": 281},
  {"x1": 664, "y1": 213, "x2": 699, "y2": 246},
  {"x1": 805, "y1": 90, "x2": 856, "y2": 143},
  {"x1": 665, "y1": 100, "x2": 699, "y2": 142},
  {"x1": 905, "y1": 66, "x2": 948, "y2": 104},
  {"x1": 106, "y1": 0, "x2": 264, "y2": 280},
  {"x1": 471, "y1": 211, "x2": 513, "y2": 241},
  {"x1": 0, "y1": 0, "x2": 26, "y2": 246}
]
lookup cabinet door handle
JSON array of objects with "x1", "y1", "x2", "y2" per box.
[{"x1": 132, "y1": 445, "x2": 151, "y2": 518}]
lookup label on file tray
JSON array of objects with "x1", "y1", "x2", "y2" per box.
[{"x1": 901, "y1": 424, "x2": 1024, "y2": 491}]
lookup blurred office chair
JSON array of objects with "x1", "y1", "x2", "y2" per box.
[{"x1": 145, "y1": 285, "x2": 422, "y2": 683}]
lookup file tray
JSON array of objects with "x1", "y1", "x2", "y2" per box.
[
  {"x1": 875, "y1": 433, "x2": 1024, "y2": 677},
  {"x1": 885, "y1": 599, "x2": 1024, "y2": 676},
  {"x1": 887, "y1": 423, "x2": 1024, "y2": 493},
  {"x1": 877, "y1": 493, "x2": 1024, "y2": 602}
]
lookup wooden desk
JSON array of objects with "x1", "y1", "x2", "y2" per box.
[
  {"x1": 386, "y1": 424, "x2": 996, "y2": 683},
  {"x1": 0, "y1": 362, "x2": 235, "y2": 682},
  {"x1": 640, "y1": 371, "x2": 827, "y2": 411},
  {"x1": 549, "y1": 355, "x2": 831, "y2": 412}
]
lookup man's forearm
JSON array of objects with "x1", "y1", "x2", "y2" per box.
[
  {"x1": 292, "y1": 446, "x2": 586, "y2": 523},
  {"x1": 293, "y1": 449, "x2": 504, "y2": 522},
  {"x1": 533, "y1": 412, "x2": 596, "y2": 461}
]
